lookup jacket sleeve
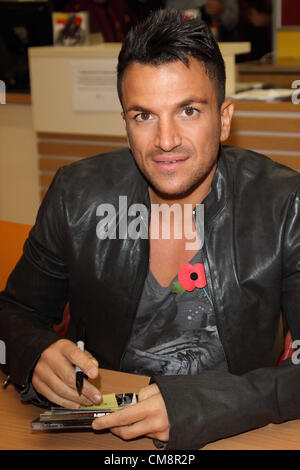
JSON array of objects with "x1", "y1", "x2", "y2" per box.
[
  {"x1": 0, "y1": 167, "x2": 69, "y2": 389},
  {"x1": 152, "y1": 185, "x2": 300, "y2": 450}
]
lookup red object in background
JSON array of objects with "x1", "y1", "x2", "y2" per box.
[
  {"x1": 278, "y1": 331, "x2": 295, "y2": 365},
  {"x1": 281, "y1": 0, "x2": 300, "y2": 26},
  {"x1": 54, "y1": 304, "x2": 71, "y2": 337},
  {"x1": 74, "y1": 16, "x2": 83, "y2": 26}
]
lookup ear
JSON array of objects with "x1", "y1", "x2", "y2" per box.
[
  {"x1": 220, "y1": 99, "x2": 234, "y2": 142},
  {"x1": 121, "y1": 111, "x2": 131, "y2": 150}
]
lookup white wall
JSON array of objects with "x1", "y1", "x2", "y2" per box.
[{"x1": 0, "y1": 103, "x2": 39, "y2": 225}]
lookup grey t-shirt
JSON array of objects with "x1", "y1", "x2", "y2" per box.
[{"x1": 121, "y1": 250, "x2": 227, "y2": 376}]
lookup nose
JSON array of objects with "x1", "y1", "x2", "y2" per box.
[{"x1": 155, "y1": 116, "x2": 181, "y2": 152}]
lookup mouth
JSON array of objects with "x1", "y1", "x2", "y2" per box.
[{"x1": 153, "y1": 155, "x2": 189, "y2": 170}]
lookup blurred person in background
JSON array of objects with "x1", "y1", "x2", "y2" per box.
[
  {"x1": 236, "y1": 0, "x2": 273, "y2": 61},
  {"x1": 126, "y1": 0, "x2": 165, "y2": 21},
  {"x1": 64, "y1": 0, "x2": 134, "y2": 42},
  {"x1": 166, "y1": 0, "x2": 239, "y2": 39},
  {"x1": 201, "y1": 0, "x2": 239, "y2": 39}
]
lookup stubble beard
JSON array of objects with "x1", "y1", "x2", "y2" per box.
[{"x1": 144, "y1": 148, "x2": 219, "y2": 201}]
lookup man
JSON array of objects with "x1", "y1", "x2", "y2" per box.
[
  {"x1": 236, "y1": 0, "x2": 273, "y2": 61},
  {"x1": 166, "y1": 0, "x2": 239, "y2": 38},
  {"x1": 201, "y1": 0, "x2": 239, "y2": 32},
  {"x1": 64, "y1": 0, "x2": 134, "y2": 42},
  {"x1": 0, "y1": 9, "x2": 300, "y2": 450}
]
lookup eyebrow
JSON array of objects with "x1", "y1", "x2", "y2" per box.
[
  {"x1": 125, "y1": 96, "x2": 208, "y2": 114},
  {"x1": 178, "y1": 97, "x2": 208, "y2": 108},
  {"x1": 125, "y1": 105, "x2": 151, "y2": 114}
]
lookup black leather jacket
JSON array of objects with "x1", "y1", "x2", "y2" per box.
[{"x1": 0, "y1": 145, "x2": 300, "y2": 449}]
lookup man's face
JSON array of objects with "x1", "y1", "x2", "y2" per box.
[{"x1": 121, "y1": 57, "x2": 233, "y2": 200}]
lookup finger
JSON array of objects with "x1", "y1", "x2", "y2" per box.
[
  {"x1": 84, "y1": 350, "x2": 99, "y2": 369},
  {"x1": 45, "y1": 347, "x2": 100, "y2": 398},
  {"x1": 110, "y1": 419, "x2": 169, "y2": 442},
  {"x1": 33, "y1": 361, "x2": 94, "y2": 407},
  {"x1": 36, "y1": 346, "x2": 101, "y2": 405},
  {"x1": 32, "y1": 365, "x2": 81, "y2": 409},
  {"x1": 93, "y1": 402, "x2": 169, "y2": 441},
  {"x1": 92, "y1": 402, "x2": 145, "y2": 431},
  {"x1": 61, "y1": 341, "x2": 99, "y2": 379},
  {"x1": 79, "y1": 378, "x2": 102, "y2": 405},
  {"x1": 37, "y1": 373, "x2": 101, "y2": 408},
  {"x1": 138, "y1": 383, "x2": 160, "y2": 402},
  {"x1": 32, "y1": 376, "x2": 81, "y2": 409},
  {"x1": 37, "y1": 339, "x2": 96, "y2": 383},
  {"x1": 108, "y1": 399, "x2": 170, "y2": 442},
  {"x1": 92, "y1": 393, "x2": 170, "y2": 441},
  {"x1": 50, "y1": 358, "x2": 101, "y2": 405}
]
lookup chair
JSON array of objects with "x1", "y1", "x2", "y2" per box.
[
  {"x1": 0, "y1": 219, "x2": 70, "y2": 335},
  {"x1": 0, "y1": 220, "x2": 31, "y2": 291}
]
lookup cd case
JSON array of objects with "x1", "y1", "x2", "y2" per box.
[{"x1": 31, "y1": 393, "x2": 137, "y2": 431}]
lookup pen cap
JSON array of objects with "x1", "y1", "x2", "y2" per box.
[{"x1": 77, "y1": 340, "x2": 84, "y2": 351}]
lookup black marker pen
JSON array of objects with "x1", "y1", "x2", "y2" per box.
[{"x1": 75, "y1": 320, "x2": 87, "y2": 395}]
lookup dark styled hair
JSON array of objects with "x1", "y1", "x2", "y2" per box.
[{"x1": 117, "y1": 9, "x2": 226, "y2": 108}]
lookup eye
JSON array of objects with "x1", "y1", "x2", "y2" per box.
[
  {"x1": 182, "y1": 106, "x2": 199, "y2": 118},
  {"x1": 135, "y1": 112, "x2": 152, "y2": 122}
]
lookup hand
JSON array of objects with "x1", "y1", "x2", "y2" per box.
[
  {"x1": 204, "y1": 0, "x2": 225, "y2": 16},
  {"x1": 32, "y1": 339, "x2": 101, "y2": 408},
  {"x1": 92, "y1": 383, "x2": 170, "y2": 443}
]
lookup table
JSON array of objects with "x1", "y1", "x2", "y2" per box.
[
  {"x1": 1, "y1": 369, "x2": 300, "y2": 451},
  {"x1": 0, "y1": 368, "x2": 153, "y2": 450},
  {"x1": 237, "y1": 57, "x2": 300, "y2": 88}
]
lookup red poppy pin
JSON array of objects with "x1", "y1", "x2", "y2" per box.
[{"x1": 178, "y1": 263, "x2": 207, "y2": 292}]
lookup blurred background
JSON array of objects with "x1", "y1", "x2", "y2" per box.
[{"x1": 0, "y1": 0, "x2": 276, "y2": 93}]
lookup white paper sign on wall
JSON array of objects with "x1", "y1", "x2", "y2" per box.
[{"x1": 71, "y1": 59, "x2": 121, "y2": 112}]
